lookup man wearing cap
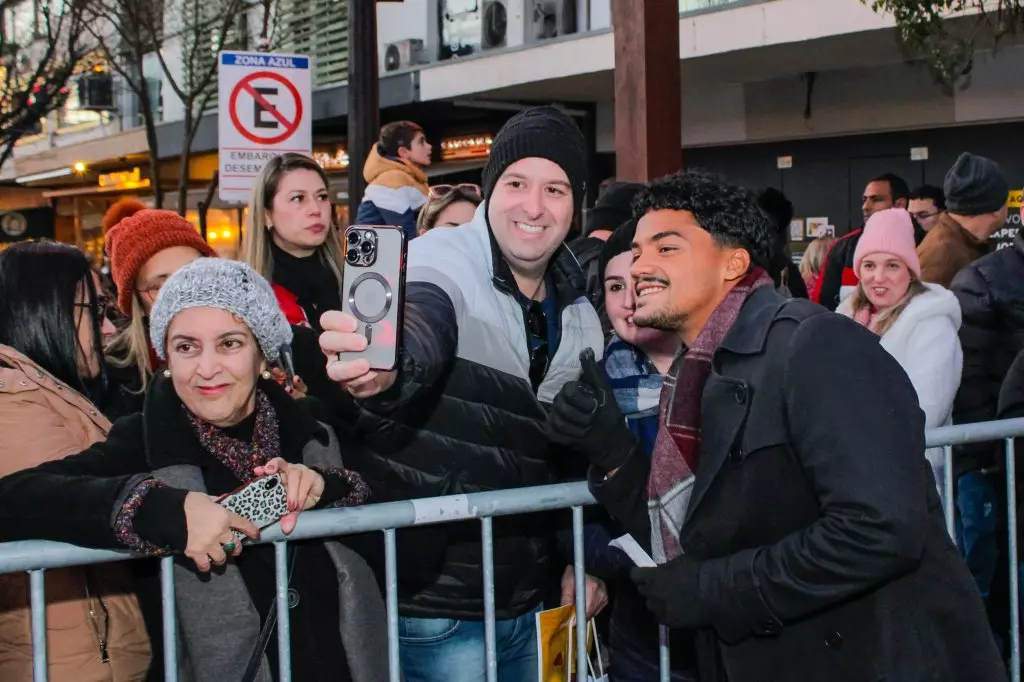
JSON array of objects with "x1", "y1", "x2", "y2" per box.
[
  {"x1": 918, "y1": 152, "x2": 1009, "y2": 287},
  {"x1": 320, "y1": 106, "x2": 605, "y2": 680},
  {"x1": 947, "y1": 167, "x2": 1022, "y2": 612}
]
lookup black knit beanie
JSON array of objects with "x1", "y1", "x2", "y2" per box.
[
  {"x1": 481, "y1": 105, "x2": 588, "y2": 210},
  {"x1": 944, "y1": 152, "x2": 1009, "y2": 216},
  {"x1": 585, "y1": 182, "x2": 644, "y2": 236},
  {"x1": 597, "y1": 219, "x2": 638, "y2": 284}
]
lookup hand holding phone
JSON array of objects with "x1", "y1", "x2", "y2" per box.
[
  {"x1": 217, "y1": 474, "x2": 290, "y2": 543},
  {"x1": 321, "y1": 310, "x2": 399, "y2": 398},
  {"x1": 338, "y1": 225, "x2": 407, "y2": 371}
]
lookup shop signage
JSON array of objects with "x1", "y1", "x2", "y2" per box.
[
  {"x1": 991, "y1": 188, "x2": 1023, "y2": 250},
  {"x1": 218, "y1": 50, "x2": 312, "y2": 202},
  {"x1": 440, "y1": 134, "x2": 493, "y2": 161},
  {"x1": 98, "y1": 167, "x2": 150, "y2": 190},
  {"x1": 314, "y1": 147, "x2": 349, "y2": 170}
]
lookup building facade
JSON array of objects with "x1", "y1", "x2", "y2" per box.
[{"x1": 3, "y1": 0, "x2": 1023, "y2": 256}]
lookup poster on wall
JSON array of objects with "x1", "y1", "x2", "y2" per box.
[
  {"x1": 806, "y1": 217, "x2": 830, "y2": 239},
  {"x1": 991, "y1": 189, "x2": 1023, "y2": 250},
  {"x1": 789, "y1": 219, "x2": 805, "y2": 242}
]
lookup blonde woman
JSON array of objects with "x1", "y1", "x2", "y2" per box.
[
  {"x1": 103, "y1": 202, "x2": 216, "y2": 418},
  {"x1": 838, "y1": 208, "x2": 962, "y2": 503},
  {"x1": 241, "y1": 153, "x2": 345, "y2": 333},
  {"x1": 799, "y1": 235, "x2": 834, "y2": 297},
  {"x1": 416, "y1": 183, "x2": 482, "y2": 235}
]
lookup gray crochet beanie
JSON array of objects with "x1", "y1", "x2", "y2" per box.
[{"x1": 150, "y1": 259, "x2": 293, "y2": 362}]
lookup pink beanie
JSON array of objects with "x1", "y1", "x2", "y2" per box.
[{"x1": 853, "y1": 208, "x2": 921, "y2": 279}]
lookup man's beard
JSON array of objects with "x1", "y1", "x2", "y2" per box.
[{"x1": 633, "y1": 304, "x2": 685, "y2": 333}]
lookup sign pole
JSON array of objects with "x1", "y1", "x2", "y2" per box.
[{"x1": 347, "y1": 0, "x2": 380, "y2": 222}]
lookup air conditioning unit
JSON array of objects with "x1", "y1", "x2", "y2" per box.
[
  {"x1": 78, "y1": 74, "x2": 116, "y2": 111},
  {"x1": 530, "y1": 0, "x2": 576, "y2": 42},
  {"x1": 481, "y1": 0, "x2": 508, "y2": 50},
  {"x1": 384, "y1": 39, "x2": 425, "y2": 72}
]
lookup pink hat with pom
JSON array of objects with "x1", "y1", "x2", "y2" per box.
[{"x1": 853, "y1": 208, "x2": 921, "y2": 279}]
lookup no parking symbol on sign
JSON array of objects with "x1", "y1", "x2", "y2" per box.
[{"x1": 218, "y1": 51, "x2": 312, "y2": 202}]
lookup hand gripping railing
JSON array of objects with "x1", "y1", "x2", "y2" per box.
[{"x1": 3, "y1": 418, "x2": 1024, "y2": 682}]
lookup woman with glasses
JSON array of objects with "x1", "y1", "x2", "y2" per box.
[
  {"x1": 416, "y1": 184, "x2": 482, "y2": 235},
  {"x1": 0, "y1": 242, "x2": 152, "y2": 682},
  {"x1": 102, "y1": 200, "x2": 217, "y2": 420}
]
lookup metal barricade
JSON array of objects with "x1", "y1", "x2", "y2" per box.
[{"x1": 3, "y1": 418, "x2": 1024, "y2": 682}]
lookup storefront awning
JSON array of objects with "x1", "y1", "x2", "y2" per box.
[{"x1": 427, "y1": 159, "x2": 487, "y2": 178}]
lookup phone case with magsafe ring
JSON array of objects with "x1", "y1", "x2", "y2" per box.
[{"x1": 340, "y1": 225, "x2": 407, "y2": 371}]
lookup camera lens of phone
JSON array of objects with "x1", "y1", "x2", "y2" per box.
[
  {"x1": 347, "y1": 231, "x2": 361, "y2": 246},
  {"x1": 360, "y1": 240, "x2": 373, "y2": 254},
  {"x1": 347, "y1": 248, "x2": 359, "y2": 263}
]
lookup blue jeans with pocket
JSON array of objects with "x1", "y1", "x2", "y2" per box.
[
  {"x1": 399, "y1": 604, "x2": 541, "y2": 682},
  {"x1": 956, "y1": 470, "x2": 1000, "y2": 599}
]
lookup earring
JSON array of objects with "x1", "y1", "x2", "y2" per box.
[
  {"x1": 162, "y1": 369, "x2": 171, "y2": 378},
  {"x1": 266, "y1": 224, "x2": 273, "y2": 232},
  {"x1": 262, "y1": 370, "x2": 272, "y2": 380}
]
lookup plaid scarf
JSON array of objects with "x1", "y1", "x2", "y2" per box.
[
  {"x1": 603, "y1": 335, "x2": 663, "y2": 418},
  {"x1": 647, "y1": 268, "x2": 774, "y2": 563}
]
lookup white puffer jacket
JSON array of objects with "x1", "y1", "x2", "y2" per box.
[{"x1": 840, "y1": 283, "x2": 963, "y2": 500}]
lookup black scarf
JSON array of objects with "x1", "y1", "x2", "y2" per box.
[{"x1": 270, "y1": 242, "x2": 342, "y2": 331}]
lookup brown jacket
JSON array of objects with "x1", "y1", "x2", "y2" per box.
[
  {"x1": 0, "y1": 346, "x2": 150, "y2": 681},
  {"x1": 917, "y1": 213, "x2": 991, "y2": 287}
]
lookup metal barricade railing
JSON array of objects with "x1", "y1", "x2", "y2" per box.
[{"x1": 4, "y1": 418, "x2": 1024, "y2": 682}]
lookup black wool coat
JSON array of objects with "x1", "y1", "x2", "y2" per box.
[{"x1": 592, "y1": 287, "x2": 1005, "y2": 682}]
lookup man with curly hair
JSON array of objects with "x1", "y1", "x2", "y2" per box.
[{"x1": 548, "y1": 170, "x2": 1002, "y2": 681}]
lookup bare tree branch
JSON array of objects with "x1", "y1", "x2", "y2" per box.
[{"x1": 0, "y1": 0, "x2": 92, "y2": 170}]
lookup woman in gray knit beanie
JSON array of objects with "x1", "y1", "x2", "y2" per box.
[{"x1": 0, "y1": 258, "x2": 387, "y2": 681}]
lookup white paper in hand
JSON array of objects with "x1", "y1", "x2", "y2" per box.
[{"x1": 609, "y1": 534, "x2": 657, "y2": 567}]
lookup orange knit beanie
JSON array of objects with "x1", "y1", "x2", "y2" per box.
[{"x1": 105, "y1": 209, "x2": 216, "y2": 315}]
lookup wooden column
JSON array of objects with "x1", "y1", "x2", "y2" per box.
[
  {"x1": 612, "y1": 0, "x2": 681, "y2": 182},
  {"x1": 347, "y1": 0, "x2": 382, "y2": 219}
]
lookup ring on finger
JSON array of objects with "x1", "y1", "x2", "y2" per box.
[{"x1": 223, "y1": 539, "x2": 237, "y2": 553}]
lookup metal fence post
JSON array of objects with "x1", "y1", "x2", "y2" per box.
[
  {"x1": 29, "y1": 569, "x2": 47, "y2": 682},
  {"x1": 160, "y1": 557, "x2": 179, "y2": 682},
  {"x1": 1007, "y1": 438, "x2": 1020, "y2": 682},
  {"x1": 481, "y1": 517, "x2": 497, "y2": 682},
  {"x1": 275, "y1": 542, "x2": 292, "y2": 682},
  {"x1": 944, "y1": 445, "x2": 956, "y2": 541},
  {"x1": 384, "y1": 528, "x2": 401, "y2": 682},
  {"x1": 572, "y1": 506, "x2": 587, "y2": 680}
]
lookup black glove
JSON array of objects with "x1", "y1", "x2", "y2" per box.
[
  {"x1": 548, "y1": 348, "x2": 637, "y2": 472},
  {"x1": 631, "y1": 557, "x2": 705, "y2": 629}
]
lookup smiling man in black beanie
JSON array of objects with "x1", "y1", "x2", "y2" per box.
[{"x1": 321, "y1": 105, "x2": 607, "y2": 681}]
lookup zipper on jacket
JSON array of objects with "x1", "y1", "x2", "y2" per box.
[{"x1": 84, "y1": 570, "x2": 110, "y2": 664}]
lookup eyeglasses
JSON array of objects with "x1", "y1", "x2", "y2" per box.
[
  {"x1": 429, "y1": 183, "x2": 481, "y2": 200},
  {"x1": 136, "y1": 277, "x2": 168, "y2": 300},
  {"x1": 910, "y1": 210, "x2": 940, "y2": 221},
  {"x1": 75, "y1": 293, "x2": 114, "y2": 321},
  {"x1": 525, "y1": 301, "x2": 550, "y2": 391}
]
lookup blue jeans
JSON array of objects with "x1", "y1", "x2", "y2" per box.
[
  {"x1": 956, "y1": 471, "x2": 1000, "y2": 599},
  {"x1": 399, "y1": 605, "x2": 540, "y2": 682}
]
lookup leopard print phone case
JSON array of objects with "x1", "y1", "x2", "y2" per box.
[{"x1": 217, "y1": 474, "x2": 290, "y2": 543}]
